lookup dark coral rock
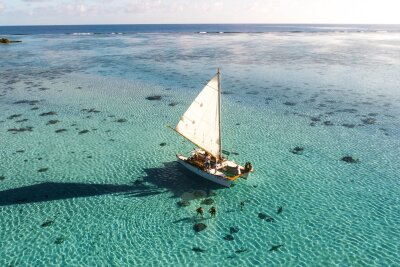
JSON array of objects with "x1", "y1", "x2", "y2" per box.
[
  {"x1": 341, "y1": 156, "x2": 359, "y2": 163},
  {"x1": 193, "y1": 223, "x2": 207, "y2": 232},
  {"x1": 323, "y1": 121, "x2": 334, "y2": 126},
  {"x1": 342, "y1": 123, "x2": 356, "y2": 128},
  {"x1": 177, "y1": 200, "x2": 190, "y2": 207},
  {"x1": 291, "y1": 146, "x2": 304, "y2": 155},
  {"x1": 235, "y1": 249, "x2": 248, "y2": 254},
  {"x1": 201, "y1": 198, "x2": 214, "y2": 205},
  {"x1": 54, "y1": 237, "x2": 65, "y2": 245},
  {"x1": 246, "y1": 91, "x2": 259, "y2": 95},
  {"x1": 192, "y1": 247, "x2": 206, "y2": 253},
  {"x1": 265, "y1": 217, "x2": 276, "y2": 222},
  {"x1": 114, "y1": 118, "x2": 127, "y2": 123},
  {"x1": 46, "y1": 120, "x2": 60, "y2": 125},
  {"x1": 0, "y1": 175, "x2": 5, "y2": 181},
  {"x1": 337, "y1": 108, "x2": 358, "y2": 113},
  {"x1": 146, "y1": 95, "x2": 162, "y2": 100},
  {"x1": 259, "y1": 213, "x2": 275, "y2": 222},
  {"x1": 78, "y1": 130, "x2": 89, "y2": 134},
  {"x1": 38, "y1": 168, "x2": 49, "y2": 173},
  {"x1": 55, "y1": 129, "x2": 67, "y2": 133},
  {"x1": 16, "y1": 119, "x2": 29, "y2": 123},
  {"x1": 168, "y1": 102, "x2": 179, "y2": 106},
  {"x1": 310, "y1": 117, "x2": 321, "y2": 122},
  {"x1": 159, "y1": 142, "x2": 167, "y2": 147},
  {"x1": 8, "y1": 127, "x2": 33, "y2": 133},
  {"x1": 283, "y1": 102, "x2": 296, "y2": 106},
  {"x1": 269, "y1": 244, "x2": 284, "y2": 252},
  {"x1": 41, "y1": 220, "x2": 54, "y2": 227},
  {"x1": 16, "y1": 150, "x2": 25, "y2": 153},
  {"x1": 14, "y1": 100, "x2": 40, "y2": 105},
  {"x1": 40, "y1": 111, "x2": 57, "y2": 116},
  {"x1": 361, "y1": 117, "x2": 376, "y2": 125},
  {"x1": 230, "y1": 226, "x2": 240, "y2": 234},
  {"x1": 7, "y1": 114, "x2": 22, "y2": 120},
  {"x1": 277, "y1": 206, "x2": 283, "y2": 214},
  {"x1": 223, "y1": 235, "x2": 234, "y2": 241},
  {"x1": 258, "y1": 213, "x2": 267, "y2": 219},
  {"x1": 82, "y1": 108, "x2": 101, "y2": 113}
]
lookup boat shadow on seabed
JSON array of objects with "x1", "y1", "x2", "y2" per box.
[
  {"x1": 0, "y1": 162, "x2": 223, "y2": 206},
  {"x1": 130, "y1": 161, "x2": 225, "y2": 199}
]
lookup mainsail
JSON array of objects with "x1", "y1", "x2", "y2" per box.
[{"x1": 176, "y1": 72, "x2": 221, "y2": 158}]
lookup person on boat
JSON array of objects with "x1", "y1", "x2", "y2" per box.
[
  {"x1": 244, "y1": 162, "x2": 253, "y2": 172},
  {"x1": 196, "y1": 207, "x2": 204, "y2": 217},
  {"x1": 209, "y1": 206, "x2": 217, "y2": 218},
  {"x1": 213, "y1": 158, "x2": 218, "y2": 173},
  {"x1": 204, "y1": 154, "x2": 211, "y2": 170}
]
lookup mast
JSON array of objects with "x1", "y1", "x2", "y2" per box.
[{"x1": 217, "y1": 68, "x2": 222, "y2": 159}]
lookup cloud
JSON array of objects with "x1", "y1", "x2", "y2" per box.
[
  {"x1": 124, "y1": 0, "x2": 223, "y2": 14},
  {"x1": 0, "y1": 2, "x2": 4, "y2": 13},
  {"x1": 21, "y1": 0, "x2": 49, "y2": 2},
  {"x1": 125, "y1": 0, "x2": 163, "y2": 13}
]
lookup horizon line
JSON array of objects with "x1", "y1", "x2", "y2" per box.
[{"x1": 1, "y1": 22, "x2": 400, "y2": 27}]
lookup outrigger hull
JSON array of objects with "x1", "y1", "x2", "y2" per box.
[{"x1": 176, "y1": 154, "x2": 250, "y2": 187}]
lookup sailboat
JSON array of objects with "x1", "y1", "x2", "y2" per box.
[{"x1": 173, "y1": 69, "x2": 253, "y2": 187}]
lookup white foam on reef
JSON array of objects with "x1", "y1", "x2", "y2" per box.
[{"x1": 72, "y1": 32, "x2": 93, "y2": 35}]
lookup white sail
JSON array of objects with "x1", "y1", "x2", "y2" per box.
[{"x1": 176, "y1": 73, "x2": 221, "y2": 158}]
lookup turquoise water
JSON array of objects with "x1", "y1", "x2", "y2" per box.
[{"x1": 1, "y1": 32, "x2": 400, "y2": 266}]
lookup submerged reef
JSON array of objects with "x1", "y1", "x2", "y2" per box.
[
  {"x1": 258, "y1": 212, "x2": 275, "y2": 222},
  {"x1": 8, "y1": 127, "x2": 33, "y2": 133},
  {"x1": 41, "y1": 220, "x2": 54, "y2": 228},
  {"x1": 341, "y1": 156, "x2": 359, "y2": 163},
  {"x1": 40, "y1": 111, "x2": 57, "y2": 116},
  {"x1": 223, "y1": 234, "x2": 234, "y2": 241},
  {"x1": 291, "y1": 146, "x2": 304, "y2": 155},
  {"x1": 193, "y1": 223, "x2": 207, "y2": 232},
  {"x1": 277, "y1": 206, "x2": 283, "y2": 214},
  {"x1": 177, "y1": 200, "x2": 190, "y2": 207},
  {"x1": 146, "y1": 95, "x2": 162, "y2": 100},
  {"x1": 201, "y1": 198, "x2": 214, "y2": 205},
  {"x1": 54, "y1": 236, "x2": 65, "y2": 244},
  {"x1": 37, "y1": 168, "x2": 49, "y2": 173},
  {"x1": 192, "y1": 247, "x2": 206, "y2": 253},
  {"x1": 269, "y1": 244, "x2": 284, "y2": 252},
  {"x1": 230, "y1": 226, "x2": 239, "y2": 234}
]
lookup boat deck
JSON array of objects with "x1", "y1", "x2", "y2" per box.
[{"x1": 181, "y1": 154, "x2": 245, "y2": 180}]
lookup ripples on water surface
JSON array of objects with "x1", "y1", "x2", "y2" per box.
[{"x1": 0, "y1": 31, "x2": 399, "y2": 266}]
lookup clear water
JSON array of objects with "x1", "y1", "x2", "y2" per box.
[{"x1": 1, "y1": 30, "x2": 399, "y2": 266}]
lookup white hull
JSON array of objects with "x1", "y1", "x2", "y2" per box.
[{"x1": 176, "y1": 155, "x2": 233, "y2": 187}]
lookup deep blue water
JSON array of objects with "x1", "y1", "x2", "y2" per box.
[{"x1": 1, "y1": 24, "x2": 400, "y2": 35}]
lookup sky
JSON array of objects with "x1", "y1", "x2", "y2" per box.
[{"x1": 0, "y1": 0, "x2": 400, "y2": 26}]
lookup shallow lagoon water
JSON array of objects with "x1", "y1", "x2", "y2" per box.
[{"x1": 1, "y1": 31, "x2": 400, "y2": 266}]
